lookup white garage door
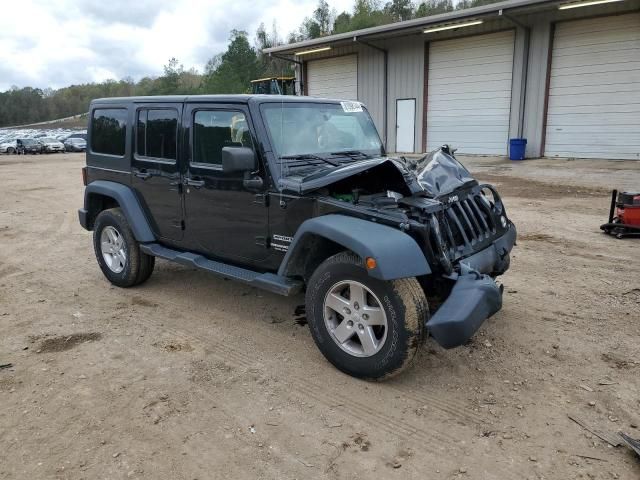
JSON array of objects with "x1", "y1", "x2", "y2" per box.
[
  {"x1": 545, "y1": 13, "x2": 640, "y2": 160},
  {"x1": 306, "y1": 55, "x2": 358, "y2": 100},
  {"x1": 426, "y1": 31, "x2": 515, "y2": 155}
]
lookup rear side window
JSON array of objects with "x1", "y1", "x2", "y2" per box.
[
  {"x1": 91, "y1": 108, "x2": 127, "y2": 156},
  {"x1": 136, "y1": 108, "x2": 178, "y2": 161},
  {"x1": 193, "y1": 110, "x2": 253, "y2": 166}
]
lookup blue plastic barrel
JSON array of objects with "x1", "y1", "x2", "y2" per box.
[{"x1": 509, "y1": 138, "x2": 527, "y2": 160}]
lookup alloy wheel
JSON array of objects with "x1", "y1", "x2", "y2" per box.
[
  {"x1": 323, "y1": 280, "x2": 388, "y2": 357},
  {"x1": 100, "y1": 226, "x2": 127, "y2": 273}
]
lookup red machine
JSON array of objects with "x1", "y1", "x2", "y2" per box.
[{"x1": 601, "y1": 190, "x2": 640, "y2": 238}]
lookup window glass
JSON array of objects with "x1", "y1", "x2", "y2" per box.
[
  {"x1": 91, "y1": 108, "x2": 127, "y2": 156},
  {"x1": 136, "y1": 109, "x2": 178, "y2": 160},
  {"x1": 260, "y1": 103, "x2": 382, "y2": 158},
  {"x1": 193, "y1": 110, "x2": 253, "y2": 166},
  {"x1": 136, "y1": 111, "x2": 146, "y2": 157}
]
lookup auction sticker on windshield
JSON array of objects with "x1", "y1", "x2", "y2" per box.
[{"x1": 340, "y1": 101, "x2": 363, "y2": 113}]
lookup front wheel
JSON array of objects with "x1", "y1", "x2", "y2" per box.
[
  {"x1": 305, "y1": 251, "x2": 427, "y2": 380},
  {"x1": 93, "y1": 208, "x2": 155, "y2": 287}
]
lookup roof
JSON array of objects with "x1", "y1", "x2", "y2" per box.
[
  {"x1": 264, "y1": 0, "x2": 558, "y2": 54},
  {"x1": 91, "y1": 95, "x2": 252, "y2": 104},
  {"x1": 90, "y1": 94, "x2": 351, "y2": 105}
]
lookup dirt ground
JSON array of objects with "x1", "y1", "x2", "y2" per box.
[{"x1": 1, "y1": 153, "x2": 639, "y2": 480}]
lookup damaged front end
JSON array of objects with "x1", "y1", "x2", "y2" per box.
[
  {"x1": 291, "y1": 146, "x2": 517, "y2": 349},
  {"x1": 399, "y1": 147, "x2": 516, "y2": 348}
]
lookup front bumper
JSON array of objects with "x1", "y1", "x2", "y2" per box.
[
  {"x1": 426, "y1": 224, "x2": 516, "y2": 349},
  {"x1": 427, "y1": 271, "x2": 503, "y2": 348}
]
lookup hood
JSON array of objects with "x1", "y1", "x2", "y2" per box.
[
  {"x1": 277, "y1": 147, "x2": 476, "y2": 197},
  {"x1": 408, "y1": 148, "x2": 476, "y2": 196}
]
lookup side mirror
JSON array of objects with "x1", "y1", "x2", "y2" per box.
[{"x1": 222, "y1": 147, "x2": 256, "y2": 173}]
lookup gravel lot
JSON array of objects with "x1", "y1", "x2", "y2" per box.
[{"x1": 1, "y1": 153, "x2": 639, "y2": 479}]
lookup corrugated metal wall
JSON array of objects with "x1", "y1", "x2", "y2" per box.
[
  {"x1": 384, "y1": 37, "x2": 425, "y2": 153},
  {"x1": 293, "y1": 1, "x2": 638, "y2": 157}
]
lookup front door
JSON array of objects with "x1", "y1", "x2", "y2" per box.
[
  {"x1": 396, "y1": 98, "x2": 416, "y2": 153},
  {"x1": 183, "y1": 103, "x2": 269, "y2": 266},
  {"x1": 131, "y1": 104, "x2": 183, "y2": 242}
]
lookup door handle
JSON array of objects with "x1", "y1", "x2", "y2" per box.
[
  {"x1": 134, "y1": 170, "x2": 151, "y2": 180},
  {"x1": 243, "y1": 176, "x2": 263, "y2": 191},
  {"x1": 186, "y1": 178, "x2": 205, "y2": 189}
]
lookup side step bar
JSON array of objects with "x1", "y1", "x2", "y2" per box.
[{"x1": 140, "y1": 243, "x2": 303, "y2": 296}]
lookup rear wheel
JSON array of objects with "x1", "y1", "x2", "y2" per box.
[
  {"x1": 7, "y1": 147, "x2": 15, "y2": 154},
  {"x1": 305, "y1": 251, "x2": 427, "y2": 380},
  {"x1": 93, "y1": 208, "x2": 154, "y2": 287}
]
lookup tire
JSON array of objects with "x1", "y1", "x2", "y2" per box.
[
  {"x1": 7, "y1": 147, "x2": 14, "y2": 154},
  {"x1": 93, "y1": 208, "x2": 155, "y2": 287},
  {"x1": 305, "y1": 251, "x2": 427, "y2": 380}
]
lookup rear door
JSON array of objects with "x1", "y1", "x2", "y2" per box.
[
  {"x1": 131, "y1": 103, "x2": 183, "y2": 242},
  {"x1": 182, "y1": 103, "x2": 269, "y2": 266}
]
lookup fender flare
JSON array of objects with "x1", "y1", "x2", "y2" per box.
[
  {"x1": 277, "y1": 214, "x2": 431, "y2": 281},
  {"x1": 84, "y1": 180, "x2": 155, "y2": 242}
]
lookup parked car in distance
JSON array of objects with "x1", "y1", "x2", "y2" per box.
[
  {"x1": 40, "y1": 137, "x2": 66, "y2": 153},
  {"x1": 0, "y1": 139, "x2": 17, "y2": 154},
  {"x1": 79, "y1": 95, "x2": 516, "y2": 380},
  {"x1": 66, "y1": 132, "x2": 87, "y2": 141},
  {"x1": 16, "y1": 138, "x2": 44, "y2": 154},
  {"x1": 64, "y1": 137, "x2": 87, "y2": 152}
]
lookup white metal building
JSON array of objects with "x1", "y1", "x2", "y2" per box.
[{"x1": 265, "y1": 0, "x2": 640, "y2": 160}]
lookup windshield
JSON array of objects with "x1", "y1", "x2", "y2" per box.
[
  {"x1": 42, "y1": 138, "x2": 57, "y2": 143},
  {"x1": 261, "y1": 102, "x2": 383, "y2": 160},
  {"x1": 20, "y1": 139, "x2": 37, "y2": 145}
]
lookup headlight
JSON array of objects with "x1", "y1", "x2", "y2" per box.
[{"x1": 500, "y1": 215, "x2": 507, "y2": 228}]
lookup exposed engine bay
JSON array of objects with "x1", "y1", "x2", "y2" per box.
[{"x1": 311, "y1": 147, "x2": 514, "y2": 278}]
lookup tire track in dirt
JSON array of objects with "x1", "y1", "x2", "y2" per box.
[
  {"x1": 198, "y1": 331, "x2": 469, "y2": 444},
  {"x1": 105, "y1": 307, "x2": 522, "y2": 479},
  {"x1": 128, "y1": 285, "x2": 486, "y2": 426},
  {"x1": 141, "y1": 320, "x2": 459, "y2": 454},
  {"x1": 20, "y1": 248, "x2": 494, "y2": 468},
  {"x1": 0, "y1": 263, "x2": 21, "y2": 280},
  {"x1": 111, "y1": 278, "x2": 488, "y2": 425},
  {"x1": 5, "y1": 345, "x2": 292, "y2": 479}
]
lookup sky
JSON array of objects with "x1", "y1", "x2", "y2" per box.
[{"x1": 0, "y1": 0, "x2": 354, "y2": 91}]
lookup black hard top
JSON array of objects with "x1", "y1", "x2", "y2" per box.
[{"x1": 90, "y1": 95, "x2": 350, "y2": 106}]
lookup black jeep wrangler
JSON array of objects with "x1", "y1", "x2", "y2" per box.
[{"x1": 79, "y1": 95, "x2": 516, "y2": 379}]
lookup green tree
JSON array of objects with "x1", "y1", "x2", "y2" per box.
[
  {"x1": 202, "y1": 30, "x2": 260, "y2": 94},
  {"x1": 333, "y1": 11, "x2": 353, "y2": 33},
  {"x1": 415, "y1": 0, "x2": 453, "y2": 17},
  {"x1": 158, "y1": 58, "x2": 183, "y2": 94},
  {"x1": 385, "y1": 0, "x2": 414, "y2": 21},
  {"x1": 255, "y1": 22, "x2": 293, "y2": 77},
  {"x1": 332, "y1": 0, "x2": 394, "y2": 34},
  {"x1": 456, "y1": 0, "x2": 500, "y2": 9},
  {"x1": 313, "y1": 0, "x2": 333, "y2": 35}
]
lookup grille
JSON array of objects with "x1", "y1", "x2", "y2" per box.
[{"x1": 437, "y1": 194, "x2": 496, "y2": 257}]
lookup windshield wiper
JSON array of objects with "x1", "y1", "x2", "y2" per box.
[
  {"x1": 280, "y1": 154, "x2": 339, "y2": 166},
  {"x1": 329, "y1": 150, "x2": 373, "y2": 160}
]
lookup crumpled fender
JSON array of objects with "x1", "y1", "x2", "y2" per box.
[{"x1": 278, "y1": 214, "x2": 431, "y2": 280}]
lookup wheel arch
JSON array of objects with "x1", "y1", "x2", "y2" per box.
[
  {"x1": 278, "y1": 214, "x2": 431, "y2": 282},
  {"x1": 83, "y1": 181, "x2": 155, "y2": 242}
]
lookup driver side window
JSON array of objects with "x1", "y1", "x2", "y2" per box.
[{"x1": 192, "y1": 110, "x2": 253, "y2": 166}]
